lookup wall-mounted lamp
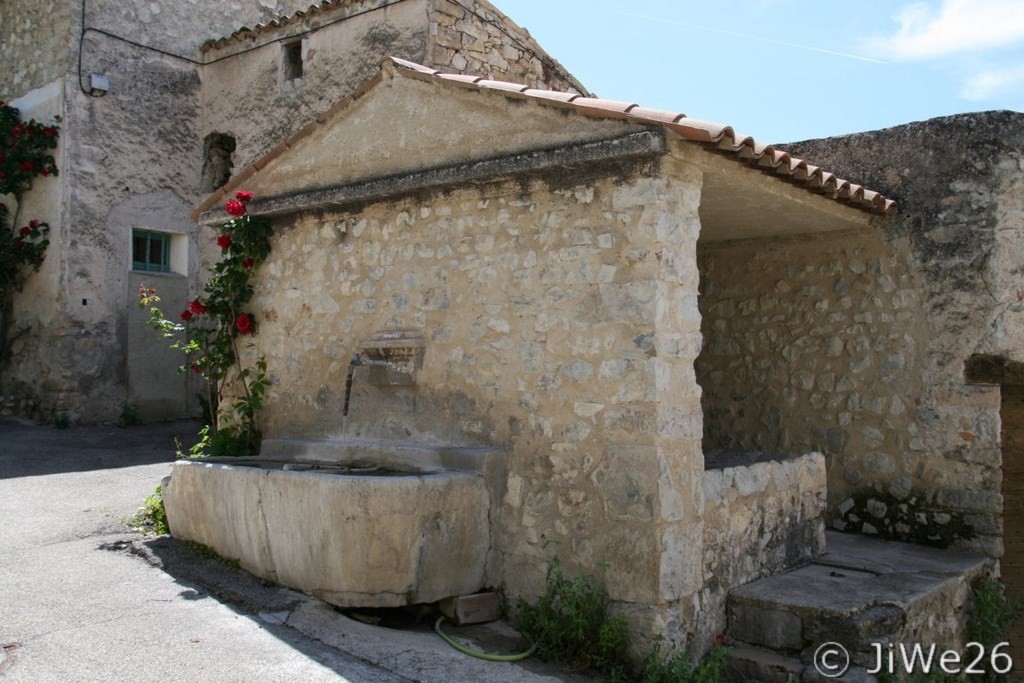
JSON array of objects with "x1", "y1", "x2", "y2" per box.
[{"x1": 88, "y1": 74, "x2": 109, "y2": 97}]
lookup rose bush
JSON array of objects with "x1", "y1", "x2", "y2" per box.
[
  {"x1": 0, "y1": 101, "x2": 59, "y2": 368},
  {"x1": 140, "y1": 190, "x2": 271, "y2": 456}
]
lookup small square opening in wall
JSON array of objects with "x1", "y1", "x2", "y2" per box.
[
  {"x1": 283, "y1": 41, "x2": 303, "y2": 81},
  {"x1": 132, "y1": 229, "x2": 186, "y2": 275},
  {"x1": 132, "y1": 229, "x2": 170, "y2": 273}
]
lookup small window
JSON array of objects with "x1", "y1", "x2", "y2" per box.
[
  {"x1": 132, "y1": 229, "x2": 171, "y2": 272},
  {"x1": 283, "y1": 41, "x2": 303, "y2": 81}
]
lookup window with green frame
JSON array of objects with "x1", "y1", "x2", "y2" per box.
[{"x1": 132, "y1": 229, "x2": 171, "y2": 272}]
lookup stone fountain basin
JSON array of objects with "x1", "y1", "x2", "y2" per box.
[{"x1": 162, "y1": 439, "x2": 495, "y2": 608}]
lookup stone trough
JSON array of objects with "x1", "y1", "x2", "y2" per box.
[{"x1": 162, "y1": 438, "x2": 501, "y2": 607}]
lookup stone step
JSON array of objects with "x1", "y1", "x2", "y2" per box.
[
  {"x1": 722, "y1": 643, "x2": 880, "y2": 683},
  {"x1": 726, "y1": 531, "x2": 988, "y2": 672}
]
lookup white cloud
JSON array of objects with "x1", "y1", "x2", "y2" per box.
[
  {"x1": 869, "y1": 0, "x2": 1024, "y2": 60},
  {"x1": 961, "y1": 63, "x2": 1024, "y2": 99}
]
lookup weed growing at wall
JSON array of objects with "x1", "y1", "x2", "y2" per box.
[
  {"x1": 0, "y1": 101, "x2": 58, "y2": 371},
  {"x1": 128, "y1": 485, "x2": 169, "y2": 535},
  {"x1": 878, "y1": 576, "x2": 1022, "y2": 683},
  {"x1": 516, "y1": 555, "x2": 727, "y2": 682},
  {"x1": 139, "y1": 191, "x2": 271, "y2": 455}
]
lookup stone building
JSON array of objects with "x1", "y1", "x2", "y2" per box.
[
  {"x1": 5, "y1": 0, "x2": 1024, "y2": 665},
  {"x1": 0, "y1": 0, "x2": 584, "y2": 422},
  {"x1": 173, "y1": 55, "x2": 897, "y2": 652}
]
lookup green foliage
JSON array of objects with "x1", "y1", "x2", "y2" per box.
[
  {"x1": 515, "y1": 556, "x2": 632, "y2": 680},
  {"x1": 139, "y1": 191, "x2": 270, "y2": 456},
  {"x1": 0, "y1": 101, "x2": 59, "y2": 196},
  {"x1": 968, "y1": 576, "x2": 1022, "y2": 648},
  {"x1": 119, "y1": 401, "x2": 142, "y2": 427},
  {"x1": 52, "y1": 407, "x2": 69, "y2": 429},
  {"x1": 516, "y1": 554, "x2": 728, "y2": 682},
  {"x1": 129, "y1": 485, "x2": 169, "y2": 535},
  {"x1": 516, "y1": 555, "x2": 631, "y2": 677},
  {"x1": 641, "y1": 642, "x2": 729, "y2": 683},
  {"x1": 879, "y1": 576, "x2": 1022, "y2": 683}
]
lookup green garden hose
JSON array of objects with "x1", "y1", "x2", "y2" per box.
[{"x1": 433, "y1": 616, "x2": 537, "y2": 662}]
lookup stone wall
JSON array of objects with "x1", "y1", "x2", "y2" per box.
[
  {"x1": 699, "y1": 451, "x2": 826, "y2": 648},
  {"x1": 786, "y1": 113, "x2": 1024, "y2": 558},
  {"x1": 696, "y1": 227, "x2": 1004, "y2": 555},
  {"x1": 3, "y1": 0, "x2": 591, "y2": 423},
  {"x1": 0, "y1": 0, "x2": 70, "y2": 100},
  {"x1": 242, "y1": 152, "x2": 708, "y2": 646},
  {"x1": 696, "y1": 112, "x2": 1024, "y2": 556},
  {"x1": 426, "y1": 0, "x2": 587, "y2": 94}
]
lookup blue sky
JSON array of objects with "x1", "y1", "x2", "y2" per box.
[{"x1": 497, "y1": 0, "x2": 1024, "y2": 143}]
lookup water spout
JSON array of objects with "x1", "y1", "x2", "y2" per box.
[{"x1": 343, "y1": 352, "x2": 399, "y2": 416}]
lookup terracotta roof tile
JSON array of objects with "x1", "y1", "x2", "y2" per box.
[
  {"x1": 520, "y1": 89, "x2": 580, "y2": 104},
  {"x1": 436, "y1": 73, "x2": 485, "y2": 85},
  {"x1": 626, "y1": 107, "x2": 686, "y2": 125},
  {"x1": 474, "y1": 79, "x2": 531, "y2": 94},
  {"x1": 388, "y1": 58, "x2": 896, "y2": 215}
]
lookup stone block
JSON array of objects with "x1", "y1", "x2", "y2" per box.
[{"x1": 729, "y1": 604, "x2": 803, "y2": 650}]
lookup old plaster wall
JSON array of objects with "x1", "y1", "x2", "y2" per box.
[
  {"x1": 200, "y1": 0, "x2": 587, "y2": 179},
  {"x1": 200, "y1": 0, "x2": 432, "y2": 175},
  {"x1": 785, "y1": 113, "x2": 1024, "y2": 557},
  {"x1": 1, "y1": 83, "x2": 66, "y2": 416},
  {"x1": 243, "y1": 147, "x2": 707, "y2": 645},
  {"x1": 0, "y1": 0, "x2": 71, "y2": 99}
]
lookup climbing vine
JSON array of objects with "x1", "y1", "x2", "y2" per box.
[
  {"x1": 0, "y1": 100, "x2": 59, "y2": 369},
  {"x1": 139, "y1": 191, "x2": 271, "y2": 456}
]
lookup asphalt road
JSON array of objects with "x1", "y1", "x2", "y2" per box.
[{"x1": 0, "y1": 418, "x2": 397, "y2": 682}]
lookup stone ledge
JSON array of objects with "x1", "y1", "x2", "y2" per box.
[{"x1": 199, "y1": 129, "x2": 667, "y2": 224}]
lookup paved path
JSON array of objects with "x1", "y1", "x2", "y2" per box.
[{"x1": 0, "y1": 418, "x2": 587, "y2": 683}]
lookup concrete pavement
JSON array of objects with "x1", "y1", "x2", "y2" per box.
[{"x1": 0, "y1": 418, "x2": 590, "y2": 682}]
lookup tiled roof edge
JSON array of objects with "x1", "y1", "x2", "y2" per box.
[{"x1": 390, "y1": 57, "x2": 897, "y2": 216}]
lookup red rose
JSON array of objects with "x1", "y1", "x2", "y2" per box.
[
  {"x1": 242, "y1": 257, "x2": 255, "y2": 270},
  {"x1": 40, "y1": 168, "x2": 50, "y2": 177},
  {"x1": 20, "y1": 161, "x2": 34, "y2": 172},
  {"x1": 217, "y1": 233, "x2": 232, "y2": 250},
  {"x1": 14, "y1": 241, "x2": 25, "y2": 249},
  {"x1": 234, "y1": 313, "x2": 253, "y2": 335},
  {"x1": 225, "y1": 199, "x2": 246, "y2": 217},
  {"x1": 187, "y1": 299, "x2": 207, "y2": 315},
  {"x1": 28, "y1": 220, "x2": 39, "y2": 228},
  {"x1": 180, "y1": 309, "x2": 193, "y2": 322},
  {"x1": 235, "y1": 190, "x2": 253, "y2": 202},
  {"x1": 19, "y1": 226, "x2": 30, "y2": 236},
  {"x1": 190, "y1": 362, "x2": 202, "y2": 374}
]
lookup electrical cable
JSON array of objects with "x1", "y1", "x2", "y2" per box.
[
  {"x1": 433, "y1": 616, "x2": 537, "y2": 662},
  {"x1": 76, "y1": 0, "x2": 407, "y2": 94}
]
